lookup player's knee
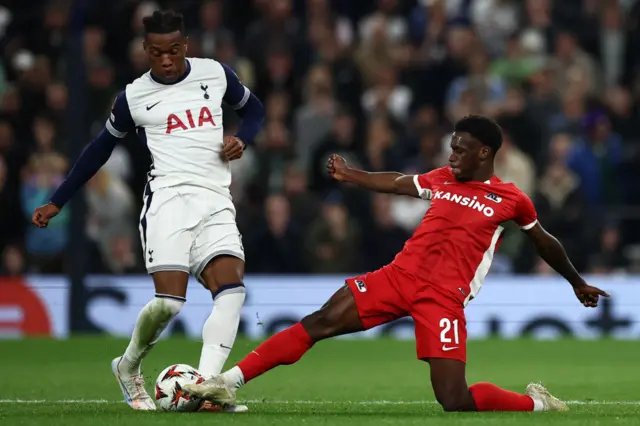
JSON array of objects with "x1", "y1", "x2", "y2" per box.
[
  {"x1": 438, "y1": 396, "x2": 463, "y2": 412},
  {"x1": 435, "y1": 390, "x2": 475, "y2": 412},
  {"x1": 154, "y1": 296, "x2": 184, "y2": 319},
  {"x1": 301, "y1": 309, "x2": 341, "y2": 341},
  {"x1": 212, "y1": 284, "x2": 246, "y2": 311}
]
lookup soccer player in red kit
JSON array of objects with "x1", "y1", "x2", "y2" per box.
[{"x1": 184, "y1": 115, "x2": 609, "y2": 412}]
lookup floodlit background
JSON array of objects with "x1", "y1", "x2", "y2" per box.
[{"x1": 1, "y1": 0, "x2": 640, "y2": 339}]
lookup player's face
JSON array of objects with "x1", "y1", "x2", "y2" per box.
[
  {"x1": 448, "y1": 132, "x2": 485, "y2": 181},
  {"x1": 144, "y1": 31, "x2": 188, "y2": 83}
]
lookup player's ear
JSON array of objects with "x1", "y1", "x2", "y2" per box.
[{"x1": 480, "y1": 146, "x2": 490, "y2": 160}]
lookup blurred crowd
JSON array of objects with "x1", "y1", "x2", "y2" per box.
[{"x1": 2, "y1": 0, "x2": 640, "y2": 277}]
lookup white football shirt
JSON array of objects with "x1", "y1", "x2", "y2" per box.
[{"x1": 106, "y1": 57, "x2": 251, "y2": 198}]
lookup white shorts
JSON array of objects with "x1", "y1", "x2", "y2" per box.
[{"x1": 138, "y1": 185, "x2": 244, "y2": 282}]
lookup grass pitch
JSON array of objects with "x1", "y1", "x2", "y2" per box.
[{"x1": 0, "y1": 337, "x2": 638, "y2": 425}]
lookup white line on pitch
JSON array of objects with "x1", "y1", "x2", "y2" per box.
[{"x1": 1, "y1": 399, "x2": 640, "y2": 406}]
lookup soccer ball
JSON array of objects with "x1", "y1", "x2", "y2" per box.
[{"x1": 154, "y1": 364, "x2": 204, "y2": 412}]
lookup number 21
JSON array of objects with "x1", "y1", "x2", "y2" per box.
[{"x1": 439, "y1": 318, "x2": 459, "y2": 344}]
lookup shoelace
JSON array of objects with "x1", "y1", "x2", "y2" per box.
[{"x1": 129, "y1": 375, "x2": 149, "y2": 400}]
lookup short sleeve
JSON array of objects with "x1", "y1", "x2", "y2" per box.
[
  {"x1": 221, "y1": 63, "x2": 250, "y2": 110},
  {"x1": 514, "y1": 192, "x2": 538, "y2": 230},
  {"x1": 413, "y1": 173, "x2": 434, "y2": 200},
  {"x1": 105, "y1": 90, "x2": 135, "y2": 138}
]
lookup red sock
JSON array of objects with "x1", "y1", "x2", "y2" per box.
[
  {"x1": 237, "y1": 323, "x2": 314, "y2": 383},
  {"x1": 469, "y1": 382, "x2": 534, "y2": 411}
]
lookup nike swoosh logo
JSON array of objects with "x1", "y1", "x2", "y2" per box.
[
  {"x1": 442, "y1": 346, "x2": 458, "y2": 351},
  {"x1": 220, "y1": 344, "x2": 232, "y2": 350},
  {"x1": 146, "y1": 101, "x2": 161, "y2": 111}
]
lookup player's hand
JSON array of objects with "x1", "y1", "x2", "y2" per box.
[
  {"x1": 32, "y1": 203, "x2": 61, "y2": 228},
  {"x1": 221, "y1": 136, "x2": 245, "y2": 162},
  {"x1": 327, "y1": 154, "x2": 348, "y2": 181},
  {"x1": 573, "y1": 283, "x2": 610, "y2": 308}
]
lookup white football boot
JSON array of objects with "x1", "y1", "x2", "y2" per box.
[
  {"x1": 111, "y1": 356, "x2": 156, "y2": 411},
  {"x1": 525, "y1": 382, "x2": 569, "y2": 412},
  {"x1": 183, "y1": 375, "x2": 237, "y2": 406}
]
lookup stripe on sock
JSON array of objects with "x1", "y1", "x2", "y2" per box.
[
  {"x1": 212, "y1": 283, "x2": 245, "y2": 299},
  {"x1": 155, "y1": 293, "x2": 186, "y2": 302}
]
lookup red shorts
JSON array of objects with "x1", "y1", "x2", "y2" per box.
[{"x1": 346, "y1": 264, "x2": 467, "y2": 363}]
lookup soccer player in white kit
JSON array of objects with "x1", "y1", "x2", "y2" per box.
[{"x1": 30, "y1": 10, "x2": 264, "y2": 413}]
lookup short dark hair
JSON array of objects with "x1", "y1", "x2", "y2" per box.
[
  {"x1": 143, "y1": 10, "x2": 185, "y2": 36},
  {"x1": 454, "y1": 115, "x2": 503, "y2": 153}
]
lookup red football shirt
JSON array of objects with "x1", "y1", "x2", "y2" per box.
[{"x1": 392, "y1": 167, "x2": 537, "y2": 306}]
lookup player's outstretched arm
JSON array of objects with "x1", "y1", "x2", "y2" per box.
[
  {"x1": 32, "y1": 90, "x2": 134, "y2": 228},
  {"x1": 327, "y1": 154, "x2": 420, "y2": 198},
  {"x1": 523, "y1": 223, "x2": 610, "y2": 307},
  {"x1": 31, "y1": 129, "x2": 118, "y2": 227}
]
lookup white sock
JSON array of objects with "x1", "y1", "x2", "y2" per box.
[
  {"x1": 120, "y1": 295, "x2": 184, "y2": 374},
  {"x1": 532, "y1": 397, "x2": 544, "y2": 412},
  {"x1": 222, "y1": 366, "x2": 245, "y2": 389},
  {"x1": 198, "y1": 285, "x2": 246, "y2": 378}
]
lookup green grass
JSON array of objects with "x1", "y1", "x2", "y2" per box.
[{"x1": 0, "y1": 337, "x2": 639, "y2": 425}]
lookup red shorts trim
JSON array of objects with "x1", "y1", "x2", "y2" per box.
[{"x1": 346, "y1": 265, "x2": 467, "y2": 363}]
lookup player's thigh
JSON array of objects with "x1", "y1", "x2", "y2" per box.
[
  {"x1": 411, "y1": 291, "x2": 468, "y2": 363},
  {"x1": 190, "y1": 207, "x2": 245, "y2": 290},
  {"x1": 300, "y1": 284, "x2": 365, "y2": 341},
  {"x1": 344, "y1": 265, "x2": 410, "y2": 329},
  {"x1": 139, "y1": 188, "x2": 194, "y2": 275},
  {"x1": 152, "y1": 270, "x2": 190, "y2": 299}
]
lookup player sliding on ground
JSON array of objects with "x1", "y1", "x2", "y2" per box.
[
  {"x1": 184, "y1": 115, "x2": 609, "y2": 412},
  {"x1": 30, "y1": 10, "x2": 264, "y2": 413}
]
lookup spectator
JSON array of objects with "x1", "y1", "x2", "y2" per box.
[
  {"x1": 534, "y1": 163, "x2": 588, "y2": 272},
  {"x1": 566, "y1": 110, "x2": 624, "y2": 207},
  {"x1": 363, "y1": 114, "x2": 403, "y2": 172},
  {"x1": 471, "y1": 0, "x2": 519, "y2": 56},
  {"x1": 20, "y1": 154, "x2": 69, "y2": 273},
  {"x1": 306, "y1": 192, "x2": 361, "y2": 273},
  {"x1": 247, "y1": 193, "x2": 306, "y2": 273},
  {"x1": 551, "y1": 31, "x2": 603, "y2": 97},
  {"x1": 494, "y1": 131, "x2": 536, "y2": 197},
  {"x1": 253, "y1": 120, "x2": 296, "y2": 195},
  {"x1": 215, "y1": 33, "x2": 255, "y2": 91},
  {"x1": 315, "y1": 28, "x2": 363, "y2": 113},
  {"x1": 361, "y1": 64, "x2": 412, "y2": 123},
  {"x1": 306, "y1": 0, "x2": 354, "y2": 50},
  {"x1": 605, "y1": 85, "x2": 639, "y2": 143},
  {"x1": 243, "y1": 0, "x2": 302, "y2": 67},
  {"x1": 446, "y1": 49, "x2": 507, "y2": 122},
  {"x1": 355, "y1": 14, "x2": 394, "y2": 88},
  {"x1": 85, "y1": 169, "x2": 136, "y2": 274},
  {"x1": 254, "y1": 44, "x2": 299, "y2": 106},
  {"x1": 0, "y1": 244, "x2": 26, "y2": 276},
  {"x1": 295, "y1": 64, "x2": 335, "y2": 164},
  {"x1": 491, "y1": 33, "x2": 540, "y2": 87},
  {"x1": 189, "y1": 0, "x2": 232, "y2": 59},
  {"x1": 282, "y1": 162, "x2": 320, "y2": 229},
  {"x1": 362, "y1": 193, "x2": 410, "y2": 270},
  {"x1": 308, "y1": 106, "x2": 360, "y2": 193},
  {"x1": 359, "y1": 0, "x2": 408, "y2": 46}
]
